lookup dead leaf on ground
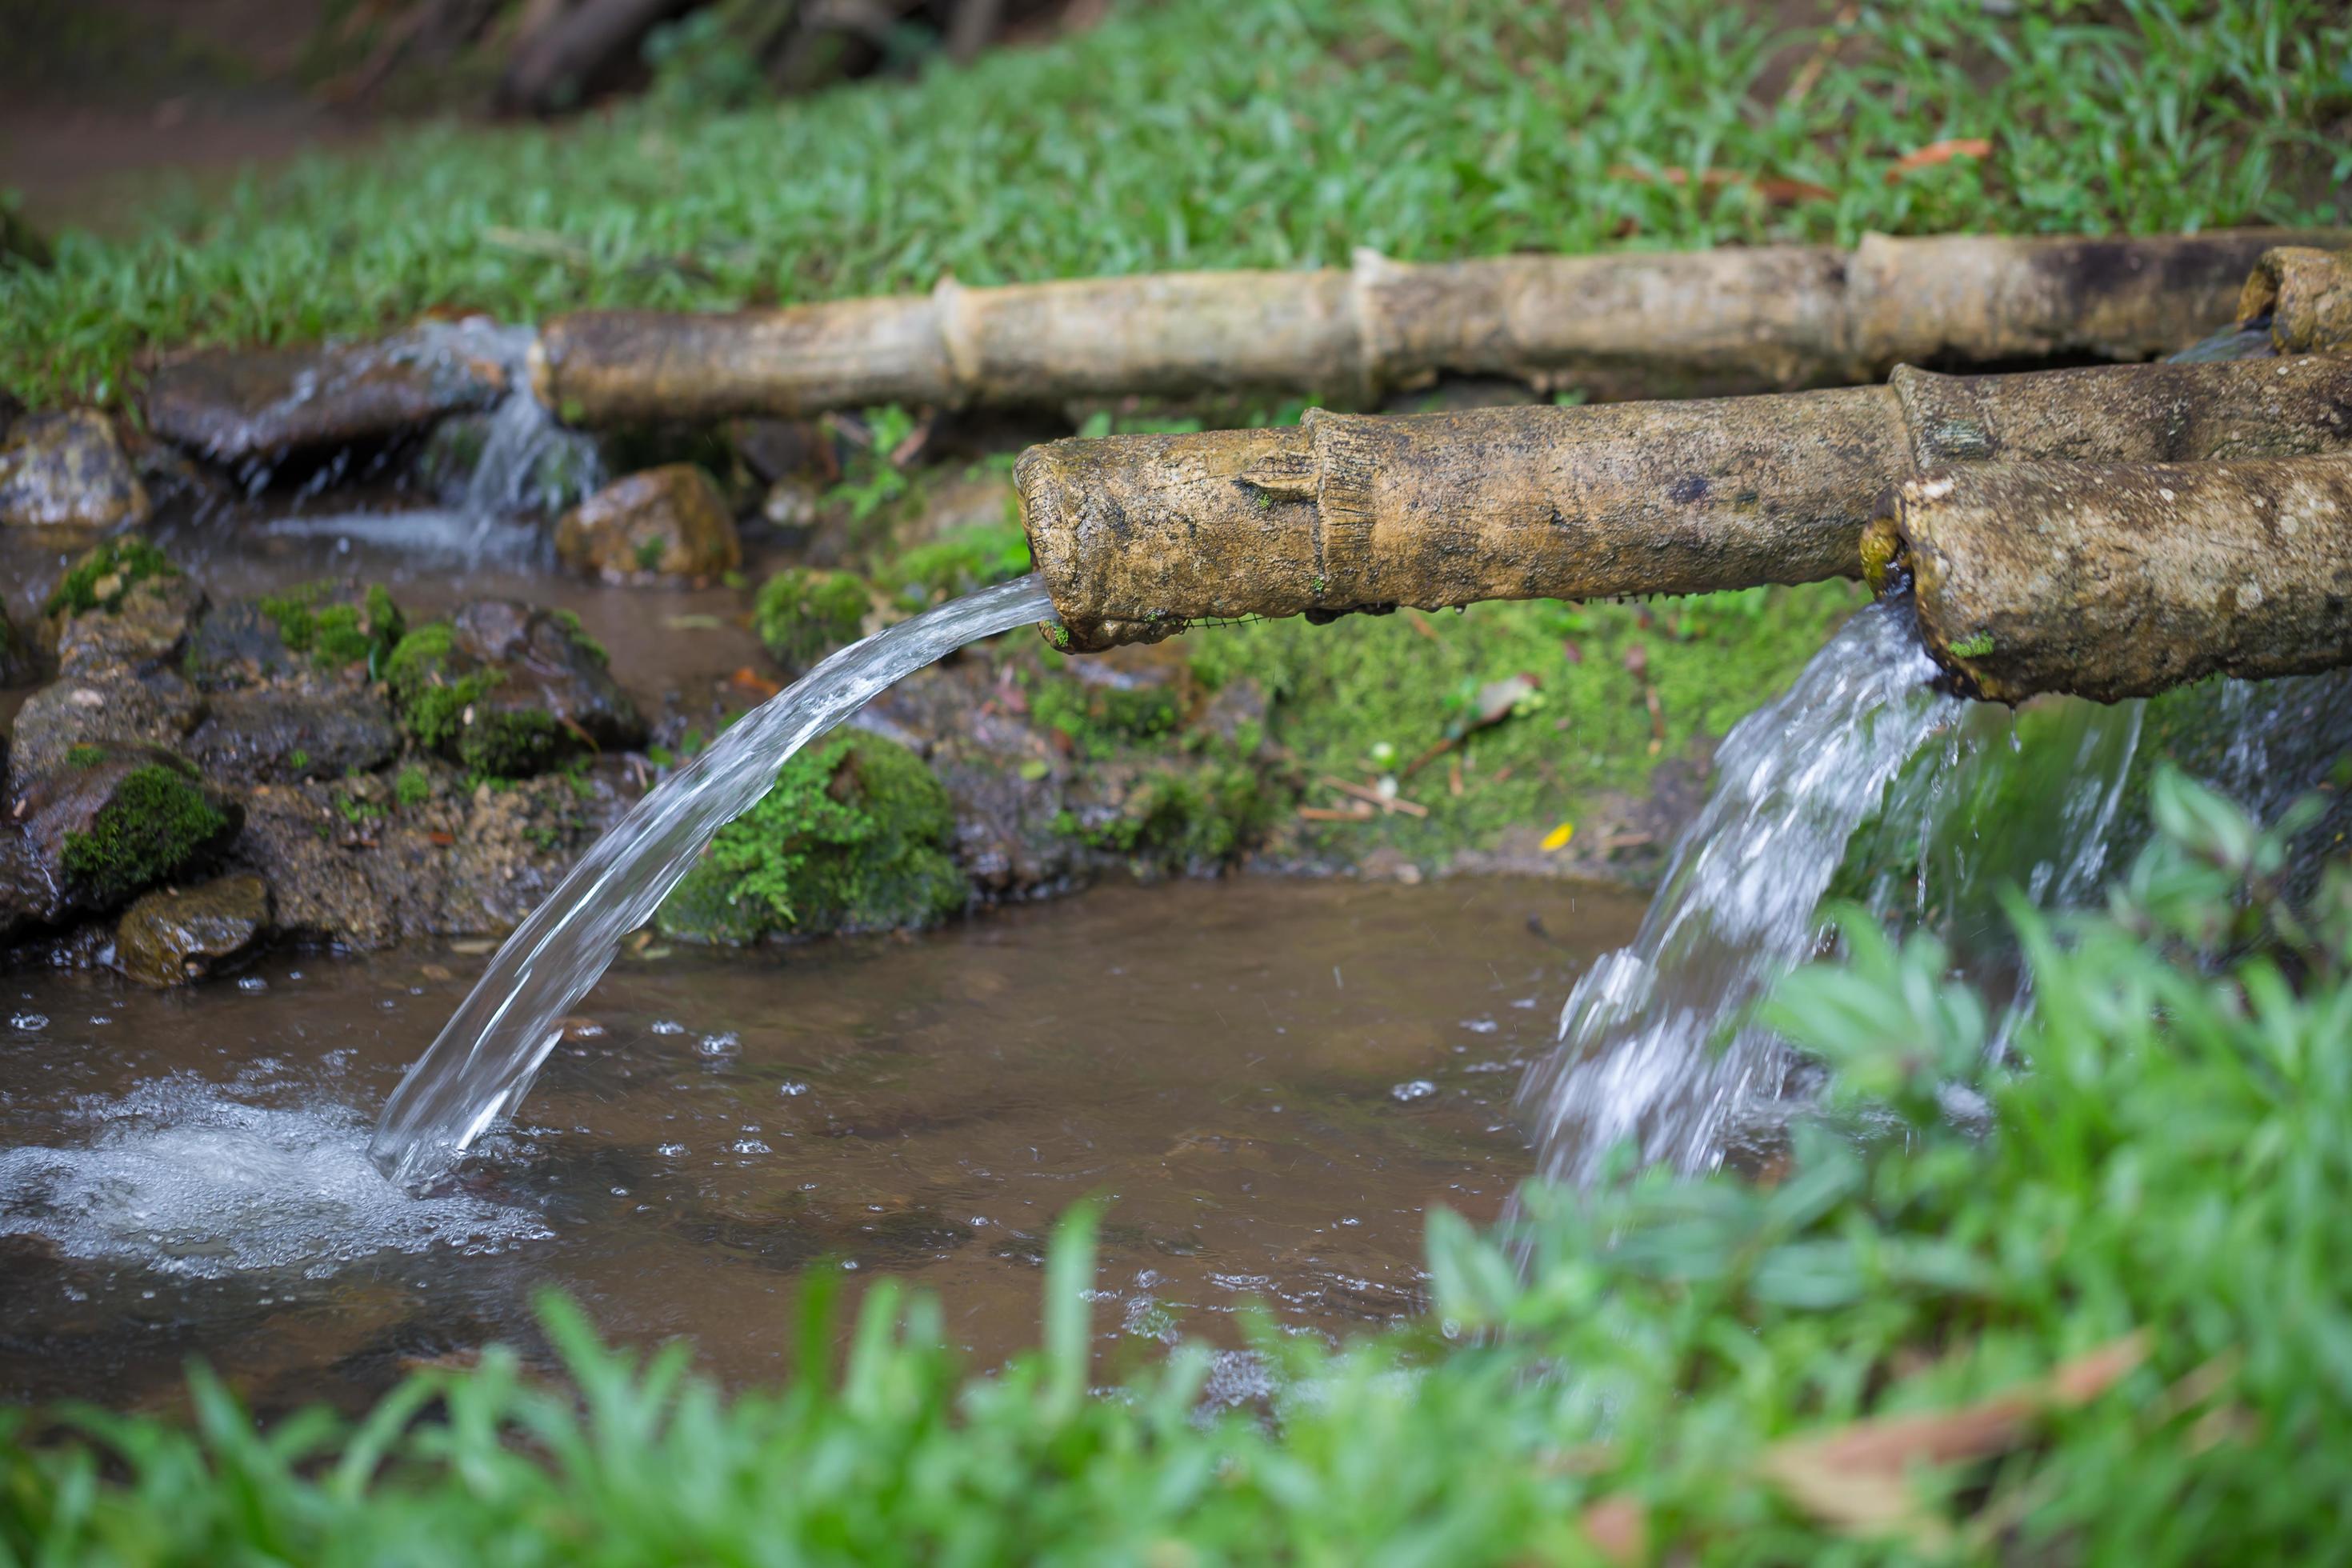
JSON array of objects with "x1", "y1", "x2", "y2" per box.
[
  {"x1": 1886, "y1": 138, "x2": 1994, "y2": 182},
  {"x1": 1609, "y1": 164, "x2": 1833, "y2": 205}
]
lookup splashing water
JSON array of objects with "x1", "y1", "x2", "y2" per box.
[
  {"x1": 1515, "y1": 602, "x2": 1954, "y2": 1181},
  {"x1": 368, "y1": 575, "x2": 1058, "y2": 1186},
  {"x1": 0, "y1": 1074, "x2": 546, "y2": 1278}
]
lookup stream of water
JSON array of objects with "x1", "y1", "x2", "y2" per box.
[
  {"x1": 366, "y1": 575, "x2": 1056, "y2": 1186},
  {"x1": 1515, "y1": 601, "x2": 1954, "y2": 1180}
]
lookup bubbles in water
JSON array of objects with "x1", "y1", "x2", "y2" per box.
[
  {"x1": 778, "y1": 1080, "x2": 809, "y2": 1097},
  {"x1": 696, "y1": 1031, "x2": 741, "y2": 1058},
  {"x1": 10, "y1": 1013, "x2": 48, "y2": 1031},
  {"x1": 649, "y1": 1020, "x2": 686, "y2": 1036},
  {"x1": 1390, "y1": 1079, "x2": 1438, "y2": 1104},
  {"x1": 0, "y1": 1076, "x2": 549, "y2": 1279}
]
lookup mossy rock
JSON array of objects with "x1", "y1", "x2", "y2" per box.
[
  {"x1": 187, "y1": 581, "x2": 404, "y2": 687},
  {"x1": 656, "y1": 730, "x2": 965, "y2": 943},
  {"x1": 754, "y1": 568, "x2": 872, "y2": 674},
  {"x1": 2, "y1": 745, "x2": 242, "y2": 928},
  {"x1": 384, "y1": 602, "x2": 643, "y2": 778},
  {"x1": 43, "y1": 536, "x2": 178, "y2": 618},
  {"x1": 258, "y1": 581, "x2": 404, "y2": 672}
]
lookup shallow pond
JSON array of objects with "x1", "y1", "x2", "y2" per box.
[{"x1": 1, "y1": 875, "x2": 1641, "y2": 1416}]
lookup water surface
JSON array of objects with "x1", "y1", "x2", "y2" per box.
[{"x1": 1, "y1": 875, "x2": 1642, "y2": 1416}]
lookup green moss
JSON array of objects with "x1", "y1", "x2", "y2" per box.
[
  {"x1": 58, "y1": 761, "x2": 228, "y2": 906},
  {"x1": 63, "y1": 743, "x2": 106, "y2": 769},
  {"x1": 286, "y1": 748, "x2": 311, "y2": 773},
  {"x1": 656, "y1": 731, "x2": 963, "y2": 943},
  {"x1": 394, "y1": 765, "x2": 431, "y2": 807},
  {"x1": 549, "y1": 608, "x2": 609, "y2": 666},
  {"x1": 1175, "y1": 584, "x2": 1860, "y2": 867},
  {"x1": 875, "y1": 522, "x2": 1032, "y2": 608},
  {"x1": 754, "y1": 569, "x2": 872, "y2": 672},
  {"x1": 335, "y1": 792, "x2": 386, "y2": 825},
  {"x1": 384, "y1": 621, "x2": 506, "y2": 763},
  {"x1": 255, "y1": 581, "x2": 405, "y2": 672},
  {"x1": 1060, "y1": 760, "x2": 1274, "y2": 870},
  {"x1": 1030, "y1": 675, "x2": 1181, "y2": 760},
  {"x1": 44, "y1": 538, "x2": 178, "y2": 618},
  {"x1": 456, "y1": 708, "x2": 564, "y2": 778}
]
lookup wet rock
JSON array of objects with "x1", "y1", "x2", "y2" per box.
[
  {"x1": 190, "y1": 689, "x2": 402, "y2": 784},
  {"x1": 554, "y1": 465, "x2": 742, "y2": 583},
  {"x1": 143, "y1": 325, "x2": 510, "y2": 464},
  {"x1": 0, "y1": 744, "x2": 241, "y2": 936},
  {"x1": 0, "y1": 411, "x2": 151, "y2": 530},
  {"x1": 186, "y1": 582, "x2": 402, "y2": 690},
  {"x1": 11, "y1": 542, "x2": 208, "y2": 776},
  {"x1": 229, "y1": 763, "x2": 617, "y2": 950},
  {"x1": 384, "y1": 602, "x2": 644, "y2": 777},
  {"x1": 753, "y1": 567, "x2": 873, "y2": 674},
  {"x1": 655, "y1": 730, "x2": 964, "y2": 944},
  {"x1": 8, "y1": 670, "x2": 205, "y2": 778},
  {"x1": 42, "y1": 538, "x2": 198, "y2": 672},
  {"x1": 116, "y1": 874, "x2": 270, "y2": 987}
]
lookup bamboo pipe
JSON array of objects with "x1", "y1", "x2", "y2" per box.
[
  {"x1": 529, "y1": 229, "x2": 2346, "y2": 425},
  {"x1": 1014, "y1": 353, "x2": 2352, "y2": 652},
  {"x1": 1874, "y1": 454, "x2": 2352, "y2": 704}
]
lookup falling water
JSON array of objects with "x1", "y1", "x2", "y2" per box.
[
  {"x1": 1515, "y1": 602, "x2": 1955, "y2": 1181},
  {"x1": 368, "y1": 574, "x2": 1057, "y2": 1186}
]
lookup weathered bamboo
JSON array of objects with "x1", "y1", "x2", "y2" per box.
[
  {"x1": 530, "y1": 229, "x2": 2346, "y2": 425},
  {"x1": 1014, "y1": 354, "x2": 2352, "y2": 651},
  {"x1": 1875, "y1": 454, "x2": 2352, "y2": 704}
]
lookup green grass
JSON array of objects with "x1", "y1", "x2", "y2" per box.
[
  {"x1": 3, "y1": 0, "x2": 2346, "y2": 405},
  {"x1": 8, "y1": 769, "x2": 2350, "y2": 1559}
]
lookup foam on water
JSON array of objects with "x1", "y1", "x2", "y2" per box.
[{"x1": 0, "y1": 1074, "x2": 548, "y2": 1278}]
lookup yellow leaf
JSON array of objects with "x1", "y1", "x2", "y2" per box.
[{"x1": 1540, "y1": 822, "x2": 1575, "y2": 852}]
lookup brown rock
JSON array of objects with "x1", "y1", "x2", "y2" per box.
[
  {"x1": 116, "y1": 874, "x2": 270, "y2": 987},
  {"x1": 555, "y1": 464, "x2": 742, "y2": 582},
  {"x1": 0, "y1": 411, "x2": 150, "y2": 530},
  {"x1": 143, "y1": 326, "x2": 510, "y2": 463}
]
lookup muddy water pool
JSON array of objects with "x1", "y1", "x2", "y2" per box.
[{"x1": 1, "y1": 876, "x2": 1641, "y2": 1416}]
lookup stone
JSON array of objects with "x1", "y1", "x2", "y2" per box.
[
  {"x1": 383, "y1": 601, "x2": 645, "y2": 777},
  {"x1": 0, "y1": 411, "x2": 150, "y2": 530},
  {"x1": 228, "y1": 765, "x2": 615, "y2": 950},
  {"x1": 116, "y1": 874, "x2": 270, "y2": 987},
  {"x1": 0, "y1": 743, "x2": 242, "y2": 936},
  {"x1": 7, "y1": 670, "x2": 204, "y2": 778},
  {"x1": 554, "y1": 464, "x2": 742, "y2": 582},
  {"x1": 189, "y1": 688, "x2": 402, "y2": 783},
  {"x1": 184, "y1": 582, "x2": 402, "y2": 691},
  {"x1": 143, "y1": 323, "x2": 510, "y2": 463}
]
